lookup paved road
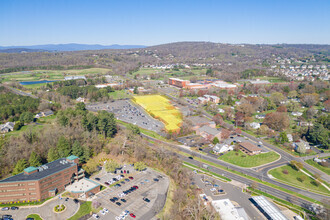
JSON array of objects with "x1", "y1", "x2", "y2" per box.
[
  {"x1": 140, "y1": 132, "x2": 329, "y2": 207},
  {"x1": 1, "y1": 197, "x2": 79, "y2": 220},
  {"x1": 160, "y1": 89, "x2": 330, "y2": 183}
]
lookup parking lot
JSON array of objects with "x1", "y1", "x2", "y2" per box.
[
  {"x1": 91, "y1": 168, "x2": 169, "y2": 220},
  {"x1": 192, "y1": 173, "x2": 265, "y2": 219},
  {"x1": 86, "y1": 100, "x2": 164, "y2": 133}
]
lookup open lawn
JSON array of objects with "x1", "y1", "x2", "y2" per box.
[
  {"x1": 218, "y1": 150, "x2": 280, "y2": 168},
  {"x1": 108, "y1": 90, "x2": 131, "y2": 99},
  {"x1": 67, "y1": 201, "x2": 91, "y2": 220},
  {"x1": 305, "y1": 158, "x2": 330, "y2": 175},
  {"x1": 133, "y1": 95, "x2": 182, "y2": 131},
  {"x1": 0, "y1": 68, "x2": 110, "y2": 84},
  {"x1": 269, "y1": 165, "x2": 330, "y2": 195},
  {"x1": 252, "y1": 76, "x2": 286, "y2": 83},
  {"x1": 26, "y1": 214, "x2": 43, "y2": 220}
]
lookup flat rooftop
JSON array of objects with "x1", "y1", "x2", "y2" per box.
[
  {"x1": 0, "y1": 158, "x2": 77, "y2": 183},
  {"x1": 66, "y1": 178, "x2": 100, "y2": 193},
  {"x1": 252, "y1": 196, "x2": 288, "y2": 220}
]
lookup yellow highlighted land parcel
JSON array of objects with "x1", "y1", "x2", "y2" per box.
[{"x1": 133, "y1": 95, "x2": 182, "y2": 132}]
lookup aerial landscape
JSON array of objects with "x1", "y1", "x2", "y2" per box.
[{"x1": 0, "y1": 0, "x2": 329, "y2": 220}]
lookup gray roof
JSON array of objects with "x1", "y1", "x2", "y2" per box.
[
  {"x1": 187, "y1": 116, "x2": 212, "y2": 125},
  {"x1": 198, "y1": 125, "x2": 221, "y2": 136},
  {"x1": 0, "y1": 158, "x2": 76, "y2": 183},
  {"x1": 252, "y1": 196, "x2": 288, "y2": 220}
]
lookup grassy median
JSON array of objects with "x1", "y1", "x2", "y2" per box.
[
  {"x1": 218, "y1": 150, "x2": 280, "y2": 168},
  {"x1": 269, "y1": 165, "x2": 330, "y2": 195}
]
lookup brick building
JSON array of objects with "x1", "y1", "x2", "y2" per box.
[
  {"x1": 239, "y1": 142, "x2": 262, "y2": 155},
  {"x1": 0, "y1": 155, "x2": 84, "y2": 203},
  {"x1": 168, "y1": 78, "x2": 190, "y2": 88}
]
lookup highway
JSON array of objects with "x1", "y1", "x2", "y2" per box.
[{"x1": 159, "y1": 88, "x2": 330, "y2": 183}]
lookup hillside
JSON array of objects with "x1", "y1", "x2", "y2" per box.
[{"x1": 0, "y1": 42, "x2": 329, "y2": 74}]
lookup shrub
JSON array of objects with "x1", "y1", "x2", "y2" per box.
[{"x1": 282, "y1": 169, "x2": 289, "y2": 175}]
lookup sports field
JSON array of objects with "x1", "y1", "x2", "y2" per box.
[{"x1": 133, "y1": 95, "x2": 182, "y2": 132}]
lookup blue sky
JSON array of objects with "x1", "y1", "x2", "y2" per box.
[{"x1": 1, "y1": 0, "x2": 330, "y2": 46}]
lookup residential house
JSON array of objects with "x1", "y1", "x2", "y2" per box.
[
  {"x1": 76, "y1": 97, "x2": 86, "y2": 103},
  {"x1": 213, "y1": 143, "x2": 233, "y2": 154},
  {"x1": 238, "y1": 142, "x2": 262, "y2": 155},
  {"x1": 292, "y1": 139, "x2": 311, "y2": 151},
  {"x1": 218, "y1": 108, "x2": 225, "y2": 113},
  {"x1": 287, "y1": 134, "x2": 293, "y2": 142},
  {"x1": 297, "y1": 121, "x2": 313, "y2": 127},
  {"x1": 255, "y1": 114, "x2": 265, "y2": 119},
  {"x1": 0, "y1": 122, "x2": 15, "y2": 133},
  {"x1": 249, "y1": 122, "x2": 260, "y2": 129},
  {"x1": 292, "y1": 112, "x2": 303, "y2": 117},
  {"x1": 197, "y1": 97, "x2": 208, "y2": 105},
  {"x1": 209, "y1": 95, "x2": 220, "y2": 104},
  {"x1": 35, "y1": 110, "x2": 54, "y2": 118},
  {"x1": 196, "y1": 125, "x2": 230, "y2": 142}
]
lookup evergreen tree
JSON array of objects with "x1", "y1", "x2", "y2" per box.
[
  {"x1": 13, "y1": 159, "x2": 28, "y2": 175},
  {"x1": 75, "y1": 102, "x2": 86, "y2": 111},
  {"x1": 29, "y1": 151, "x2": 42, "y2": 167},
  {"x1": 279, "y1": 132, "x2": 288, "y2": 144},
  {"x1": 47, "y1": 147, "x2": 60, "y2": 162},
  {"x1": 57, "y1": 136, "x2": 71, "y2": 158},
  {"x1": 72, "y1": 141, "x2": 84, "y2": 158},
  {"x1": 212, "y1": 137, "x2": 220, "y2": 145}
]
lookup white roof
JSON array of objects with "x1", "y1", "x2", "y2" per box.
[
  {"x1": 66, "y1": 178, "x2": 99, "y2": 193},
  {"x1": 252, "y1": 196, "x2": 288, "y2": 220},
  {"x1": 211, "y1": 199, "x2": 248, "y2": 220}
]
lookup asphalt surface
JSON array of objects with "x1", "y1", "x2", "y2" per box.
[
  {"x1": 90, "y1": 168, "x2": 169, "y2": 220},
  {"x1": 141, "y1": 132, "x2": 328, "y2": 210},
  {"x1": 160, "y1": 89, "x2": 330, "y2": 183},
  {"x1": 86, "y1": 100, "x2": 164, "y2": 133}
]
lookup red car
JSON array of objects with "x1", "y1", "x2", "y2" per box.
[
  {"x1": 104, "y1": 182, "x2": 110, "y2": 186},
  {"x1": 129, "y1": 176, "x2": 134, "y2": 180},
  {"x1": 133, "y1": 185, "x2": 138, "y2": 189},
  {"x1": 130, "y1": 213, "x2": 136, "y2": 218}
]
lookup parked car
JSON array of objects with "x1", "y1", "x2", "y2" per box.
[
  {"x1": 95, "y1": 177, "x2": 100, "y2": 181},
  {"x1": 121, "y1": 199, "x2": 127, "y2": 203},
  {"x1": 10, "y1": 206, "x2": 19, "y2": 210},
  {"x1": 104, "y1": 182, "x2": 110, "y2": 185},
  {"x1": 130, "y1": 213, "x2": 136, "y2": 218},
  {"x1": 153, "y1": 178, "x2": 159, "y2": 182},
  {"x1": 116, "y1": 202, "x2": 121, "y2": 206},
  {"x1": 103, "y1": 208, "x2": 109, "y2": 213},
  {"x1": 128, "y1": 176, "x2": 134, "y2": 180},
  {"x1": 1, "y1": 207, "x2": 9, "y2": 211},
  {"x1": 92, "y1": 213, "x2": 100, "y2": 219},
  {"x1": 143, "y1": 197, "x2": 150, "y2": 202}
]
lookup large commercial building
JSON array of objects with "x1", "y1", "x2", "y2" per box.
[
  {"x1": 0, "y1": 155, "x2": 84, "y2": 203},
  {"x1": 168, "y1": 78, "x2": 190, "y2": 88}
]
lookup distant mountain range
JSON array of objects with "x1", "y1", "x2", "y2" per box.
[{"x1": 0, "y1": 43, "x2": 147, "y2": 53}]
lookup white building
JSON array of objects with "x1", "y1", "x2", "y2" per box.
[
  {"x1": 64, "y1": 76, "x2": 86, "y2": 81},
  {"x1": 213, "y1": 144, "x2": 233, "y2": 154},
  {"x1": 249, "y1": 122, "x2": 260, "y2": 129},
  {"x1": 211, "y1": 199, "x2": 249, "y2": 220},
  {"x1": 292, "y1": 112, "x2": 303, "y2": 117}
]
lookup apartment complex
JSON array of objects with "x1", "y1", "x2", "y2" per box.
[{"x1": 0, "y1": 155, "x2": 83, "y2": 203}]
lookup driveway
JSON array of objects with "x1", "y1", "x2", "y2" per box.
[{"x1": 1, "y1": 197, "x2": 79, "y2": 220}]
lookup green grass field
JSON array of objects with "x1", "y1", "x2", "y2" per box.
[
  {"x1": 0, "y1": 68, "x2": 110, "y2": 84},
  {"x1": 305, "y1": 158, "x2": 330, "y2": 175},
  {"x1": 218, "y1": 150, "x2": 280, "y2": 168},
  {"x1": 252, "y1": 76, "x2": 286, "y2": 83},
  {"x1": 67, "y1": 201, "x2": 92, "y2": 220},
  {"x1": 26, "y1": 214, "x2": 43, "y2": 220},
  {"x1": 269, "y1": 165, "x2": 330, "y2": 195},
  {"x1": 108, "y1": 90, "x2": 131, "y2": 99}
]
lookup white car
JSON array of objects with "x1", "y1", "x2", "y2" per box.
[
  {"x1": 103, "y1": 208, "x2": 109, "y2": 213},
  {"x1": 100, "y1": 210, "x2": 106, "y2": 215},
  {"x1": 210, "y1": 188, "x2": 216, "y2": 192}
]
